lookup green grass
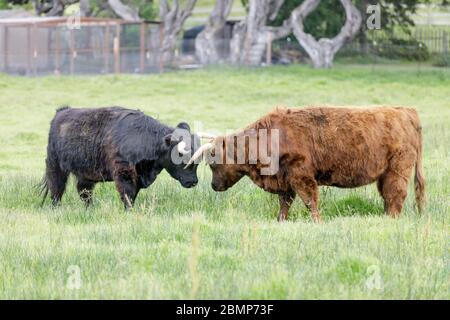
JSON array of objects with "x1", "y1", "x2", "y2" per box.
[{"x1": 0, "y1": 64, "x2": 449, "y2": 299}]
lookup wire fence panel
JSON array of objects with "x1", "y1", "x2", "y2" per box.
[
  {"x1": 0, "y1": 19, "x2": 164, "y2": 75},
  {"x1": 367, "y1": 28, "x2": 450, "y2": 54},
  {"x1": 0, "y1": 18, "x2": 448, "y2": 76}
]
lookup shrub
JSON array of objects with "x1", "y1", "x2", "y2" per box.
[
  {"x1": 432, "y1": 53, "x2": 450, "y2": 68},
  {"x1": 0, "y1": 0, "x2": 9, "y2": 10},
  {"x1": 372, "y1": 38, "x2": 430, "y2": 61}
]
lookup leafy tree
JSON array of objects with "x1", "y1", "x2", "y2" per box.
[
  {"x1": 270, "y1": 0, "x2": 346, "y2": 39},
  {"x1": 260, "y1": 0, "x2": 450, "y2": 58},
  {"x1": 0, "y1": 0, "x2": 10, "y2": 9},
  {"x1": 260, "y1": 0, "x2": 448, "y2": 43},
  {"x1": 2, "y1": 0, "x2": 155, "y2": 19}
]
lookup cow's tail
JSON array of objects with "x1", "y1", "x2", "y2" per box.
[
  {"x1": 38, "y1": 175, "x2": 49, "y2": 207},
  {"x1": 414, "y1": 128, "x2": 425, "y2": 214}
]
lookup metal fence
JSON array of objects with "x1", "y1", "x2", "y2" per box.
[
  {"x1": 0, "y1": 17, "x2": 164, "y2": 75},
  {"x1": 0, "y1": 17, "x2": 449, "y2": 76},
  {"x1": 368, "y1": 28, "x2": 450, "y2": 53}
]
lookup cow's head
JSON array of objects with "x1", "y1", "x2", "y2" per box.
[
  {"x1": 185, "y1": 134, "x2": 245, "y2": 192},
  {"x1": 160, "y1": 122, "x2": 201, "y2": 188}
]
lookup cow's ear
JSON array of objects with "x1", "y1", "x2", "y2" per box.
[{"x1": 176, "y1": 122, "x2": 190, "y2": 132}]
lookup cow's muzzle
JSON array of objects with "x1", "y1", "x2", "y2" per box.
[
  {"x1": 181, "y1": 179, "x2": 198, "y2": 188},
  {"x1": 211, "y1": 182, "x2": 227, "y2": 192}
]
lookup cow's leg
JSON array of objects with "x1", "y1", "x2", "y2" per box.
[
  {"x1": 376, "y1": 176, "x2": 388, "y2": 213},
  {"x1": 380, "y1": 151, "x2": 415, "y2": 218},
  {"x1": 76, "y1": 178, "x2": 95, "y2": 206},
  {"x1": 379, "y1": 171, "x2": 409, "y2": 218},
  {"x1": 379, "y1": 170, "x2": 412, "y2": 218},
  {"x1": 113, "y1": 165, "x2": 138, "y2": 210},
  {"x1": 45, "y1": 160, "x2": 69, "y2": 206},
  {"x1": 115, "y1": 178, "x2": 138, "y2": 210},
  {"x1": 376, "y1": 177, "x2": 384, "y2": 196},
  {"x1": 291, "y1": 176, "x2": 322, "y2": 223},
  {"x1": 278, "y1": 191, "x2": 295, "y2": 222}
]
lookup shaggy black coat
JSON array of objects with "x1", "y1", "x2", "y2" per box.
[{"x1": 42, "y1": 106, "x2": 200, "y2": 208}]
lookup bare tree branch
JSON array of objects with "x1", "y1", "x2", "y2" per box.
[
  {"x1": 159, "y1": 0, "x2": 198, "y2": 65},
  {"x1": 269, "y1": 0, "x2": 285, "y2": 20},
  {"x1": 33, "y1": 0, "x2": 78, "y2": 16},
  {"x1": 79, "y1": 0, "x2": 90, "y2": 17},
  {"x1": 230, "y1": 0, "x2": 290, "y2": 65},
  {"x1": 290, "y1": 0, "x2": 362, "y2": 68},
  {"x1": 107, "y1": 0, "x2": 140, "y2": 21},
  {"x1": 179, "y1": 0, "x2": 197, "y2": 22}
]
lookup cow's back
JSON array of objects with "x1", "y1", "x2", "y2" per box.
[
  {"x1": 274, "y1": 107, "x2": 422, "y2": 187},
  {"x1": 48, "y1": 107, "x2": 140, "y2": 180}
]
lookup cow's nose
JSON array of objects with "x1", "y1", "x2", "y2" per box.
[
  {"x1": 184, "y1": 179, "x2": 198, "y2": 188},
  {"x1": 212, "y1": 183, "x2": 226, "y2": 192}
]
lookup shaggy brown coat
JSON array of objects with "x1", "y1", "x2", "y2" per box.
[{"x1": 208, "y1": 107, "x2": 425, "y2": 222}]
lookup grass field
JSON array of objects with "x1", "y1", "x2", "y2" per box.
[{"x1": 0, "y1": 65, "x2": 449, "y2": 299}]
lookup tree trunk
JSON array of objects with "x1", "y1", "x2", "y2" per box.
[
  {"x1": 290, "y1": 0, "x2": 361, "y2": 68},
  {"x1": 107, "y1": 0, "x2": 140, "y2": 21},
  {"x1": 47, "y1": 0, "x2": 65, "y2": 16},
  {"x1": 159, "y1": 0, "x2": 197, "y2": 65},
  {"x1": 358, "y1": 0, "x2": 369, "y2": 54},
  {"x1": 230, "y1": 0, "x2": 290, "y2": 66},
  {"x1": 79, "y1": 0, "x2": 90, "y2": 17},
  {"x1": 195, "y1": 0, "x2": 233, "y2": 65},
  {"x1": 33, "y1": 0, "x2": 67, "y2": 16}
]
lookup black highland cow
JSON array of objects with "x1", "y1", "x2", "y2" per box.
[{"x1": 41, "y1": 106, "x2": 200, "y2": 208}]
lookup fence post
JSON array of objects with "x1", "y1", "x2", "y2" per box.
[
  {"x1": 104, "y1": 24, "x2": 110, "y2": 73},
  {"x1": 443, "y1": 31, "x2": 448, "y2": 54},
  {"x1": 3, "y1": 26, "x2": 8, "y2": 73},
  {"x1": 70, "y1": 28, "x2": 75, "y2": 75},
  {"x1": 244, "y1": 31, "x2": 251, "y2": 65},
  {"x1": 266, "y1": 32, "x2": 272, "y2": 66},
  {"x1": 47, "y1": 27, "x2": 52, "y2": 72},
  {"x1": 32, "y1": 24, "x2": 37, "y2": 76},
  {"x1": 55, "y1": 27, "x2": 60, "y2": 74},
  {"x1": 114, "y1": 22, "x2": 121, "y2": 74},
  {"x1": 26, "y1": 26, "x2": 31, "y2": 75},
  {"x1": 434, "y1": 28, "x2": 437, "y2": 52},
  {"x1": 140, "y1": 22, "x2": 146, "y2": 73},
  {"x1": 159, "y1": 23, "x2": 164, "y2": 73}
]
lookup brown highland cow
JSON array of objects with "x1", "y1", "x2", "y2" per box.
[{"x1": 189, "y1": 107, "x2": 425, "y2": 222}]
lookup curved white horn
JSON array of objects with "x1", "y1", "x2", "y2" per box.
[
  {"x1": 184, "y1": 142, "x2": 213, "y2": 168},
  {"x1": 177, "y1": 141, "x2": 190, "y2": 155},
  {"x1": 196, "y1": 132, "x2": 218, "y2": 140}
]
